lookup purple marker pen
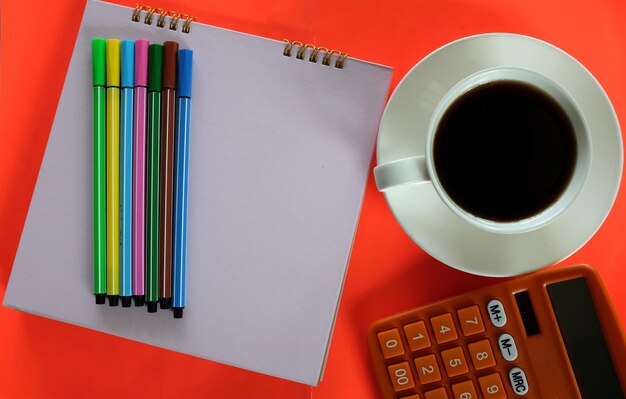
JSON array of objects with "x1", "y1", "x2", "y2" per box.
[{"x1": 132, "y1": 39, "x2": 149, "y2": 306}]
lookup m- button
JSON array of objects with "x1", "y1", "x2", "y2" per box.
[{"x1": 497, "y1": 333, "x2": 518, "y2": 361}]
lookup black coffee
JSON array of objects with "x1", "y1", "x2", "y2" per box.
[{"x1": 433, "y1": 80, "x2": 577, "y2": 222}]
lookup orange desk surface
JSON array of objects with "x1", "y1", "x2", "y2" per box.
[{"x1": 1, "y1": 0, "x2": 625, "y2": 398}]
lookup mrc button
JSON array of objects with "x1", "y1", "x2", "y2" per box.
[
  {"x1": 508, "y1": 367, "x2": 529, "y2": 395},
  {"x1": 487, "y1": 299, "x2": 507, "y2": 327}
]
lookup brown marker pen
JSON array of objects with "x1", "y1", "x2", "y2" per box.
[{"x1": 158, "y1": 41, "x2": 179, "y2": 309}]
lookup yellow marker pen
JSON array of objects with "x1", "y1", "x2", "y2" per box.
[{"x1": 106, "y1": 39, "x2": 121, "y2": 306}]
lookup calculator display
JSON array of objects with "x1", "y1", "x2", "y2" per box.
[
  {"x1": 513, "y1": 291, "x2": 540, "y2": 336},
  {"x1": 547, "y1": 278, "x2": 625, "y2": 399}
]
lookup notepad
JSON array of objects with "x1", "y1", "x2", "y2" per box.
[{"x1": 3, "y1": 0, "x2": 392, "y2": 385}]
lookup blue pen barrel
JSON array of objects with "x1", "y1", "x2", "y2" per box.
[
  {"x1": 172, "y1": 49, "x2": 192, "y2": 319},
  {"x1": 120, "y1": 87, "x2": 134, "y2": 302},
  {"x1": 172, "y1": 96, "x2": 191, "y2": 318}
]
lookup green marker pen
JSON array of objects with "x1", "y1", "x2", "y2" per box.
[
  {"x1": 146, "y1": 44, "x2": 163, "y2": 313},
  {"x1": 92, "y1": 38, "x2": 107, "y2": 305}
]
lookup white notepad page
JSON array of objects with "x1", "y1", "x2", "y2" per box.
[{"x1": 4, "y1": 0, "x2": 392, "y2": 385}]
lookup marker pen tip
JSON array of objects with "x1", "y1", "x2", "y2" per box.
[
  {"x1": 95, "y1": 294, "x2": 106, "y2": 305},
  {"x1": 121, "y1": 297, "x2": 132, "y2": 307},
  {"x1": 159, "y1": 298, "x2": 171, "y2": 309},
  {"x1": 146, "y1": 302, "x2": 158, "y2": 313},
  {"x1": 133, "y1": 295, "x2": 145, "y2": 307},
  {"x1": 108, "y1": 295, "x2": 119, "y2": 307}
]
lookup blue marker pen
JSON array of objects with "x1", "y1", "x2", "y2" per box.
[
  {"x1": 172, "y1": 49, "x2": 193, "y2": 319},
  {"x1": 120, "y1": 40, "x2": 135, "y2": 307}
]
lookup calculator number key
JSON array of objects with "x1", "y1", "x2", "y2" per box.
[
  {"x1": 430, "y1": 313, "x2": 458, "y2": 344},
  {"x1": 441, "y1": 346, "x2": 469, "y2": 377},
  {"x1": 424, "y1": 387, "x2": 449, "y2": 399},
  {"x1": 414, "y1": 354, "x2": 442, "y2": 384},
  {"x1": 377, "y1": 328, "x2": 405, "y2": 359},
  {"x1": 387, "y1": 362, "x2": 415, "y2": 392},
  {"x1": 478, "y1": 373, "x2": 507, "y2": 399},
  {"x1": 508, "y1": 367, "x2": 529, "y2": 395},
  {"x1": 497, "y1": 333, "x2": 518, "y2": 361},
  {"x1": 487, "y1": 299, "x2": 507, "y2": 327},
  {"x1": 452, "y1": 380, "x2": 478, "y2": 399},
  {"x1": 457, "y1": 305, "x2": 485, "y2": 336},
  {"x1": 404, "y1": 320, "x2": 432, "y2": 351},
  {"x1": 468, "y1": 339, "x2": 496, "y2": 370}
]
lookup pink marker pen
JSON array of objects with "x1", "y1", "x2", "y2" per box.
[{"x1": 132, "y1": 39, "x2": 149, "y2": 306}]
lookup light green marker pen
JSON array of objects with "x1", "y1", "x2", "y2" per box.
[{"x1": 92, "y1": 38, "x2": 107, "y2": 305}]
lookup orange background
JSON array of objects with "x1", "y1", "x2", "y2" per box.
[{"x1": 1, "y1": 0, "x2": 626, "y2": 398}]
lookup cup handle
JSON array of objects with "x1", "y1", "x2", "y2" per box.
[{"x1": 374, "y1": 156, "x2": 430, "y2": 192}]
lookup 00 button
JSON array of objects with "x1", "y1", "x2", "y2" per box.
[{"x1": 387, "y1": 362, "x2": 415, "y2": 392}]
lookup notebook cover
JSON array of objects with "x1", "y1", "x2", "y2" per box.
[{"x1": 3, "y1": 0, "x2": 392, "y2": 385}]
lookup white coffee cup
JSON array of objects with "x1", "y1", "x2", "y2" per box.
[{"x1": 374, "y1": 67, "x2": 591, "y2": 235}]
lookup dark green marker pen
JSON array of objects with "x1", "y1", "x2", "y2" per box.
[{"x1": 146, "y1": 44, "x2": 163, "y2": 313}]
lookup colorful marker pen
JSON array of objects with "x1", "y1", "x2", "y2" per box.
[
  {"x1": 146, "y1": 44, "x2": 163, "y2": 313},
  {"x1": 158, "y1": 41, "x2": 179, "y2": 310},
  {"x1": 106, "y1": 39, "x2": 121, "y2": 307},
  {"x1": 92, "y1": 38, "x2": 107, "y2": 305},
  {"x1": 120, "y1": 40, "x2": 134, "y2": 308},
  {"x1": 133, "y1": 39, "x2": 149, "y2": 307},
  {"x1": 172, "y1": 49, "x2": 193, "y2": 319}
]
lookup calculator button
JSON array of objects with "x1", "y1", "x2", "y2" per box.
[
  {"x1": 457, "y1": 305, "x2": 485, "y2": 336},
  {"x1": 451, "y1": 380, "x2": 478, "y2": 399},
  {"x1": 487, "y1": 300, "x2": 507, "y2": 327},
  {"x1": 478, "y1": 373, "x2": 507, "y2": 399},
  {"x1": 497, "y1": 333, "x2": 518, "y2": 361},
  {"x1": 441, "y1": 346, "x2": 469, "y2": 377},
  {"x1": 430, "y1": 313, "x2": 458, "y2": 344},
  {"x1": 378, "y1": 329, "x2": 405, "y2": 359},
  {"x1": 401, "y1": 395, "x2": 421, "y2": 399},
  {"x1": 387, "y1": 362, "x2": 415, "y2": 392},
  {"x1": 424, "y1": 387, "x2": 449, "y2": 399},
  {"x1": 508, "y1": 367, "x2": 529, "y2": 395},
  {"x1": 414, "y1": 354, "x2": 442, "y2": 384},
  {"x1": 468, "y1": 339, "x2": 496, "y2": 370},
  {"x1": 404, "y1": 321, "x2": 432, "y2": 351}
]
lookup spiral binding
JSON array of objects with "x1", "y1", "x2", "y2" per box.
[
  {"x1": 283, "y1": 40, "x2": 348, "y2": 69},
  {"x1": 132, "y1": 4, "x2": 196, "y2": 33}
]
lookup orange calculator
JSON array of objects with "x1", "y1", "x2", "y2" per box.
[{"x1": 367, "y1": 265, "x2": 626, "y2": 398}]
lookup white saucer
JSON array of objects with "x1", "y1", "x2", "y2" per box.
[{"x1": 377, "y1": 33, "x2": 622, "y2": 277}]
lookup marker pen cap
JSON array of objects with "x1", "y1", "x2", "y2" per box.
[
  {"x1": 135, "y1": 39, "x2": 149, "y2": 87},
  {"x1": 148, "y1": 44, "x2": 163, "y2": 92},
  {"x1": 92, "y1": 38, "x2": 107, "y2": 86},
  {"x1": 162, "y1": 41, "x2": 179, "y2": 89},
  {"x1": 177, "y1": 49, "x2": 193, "y2": 98},
  {"x1": 120, "y1": 40, "x2": 135, "y2": 88},
  {"x1": 106, "y1": 39, "x2": 121, "y2": 87}
]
